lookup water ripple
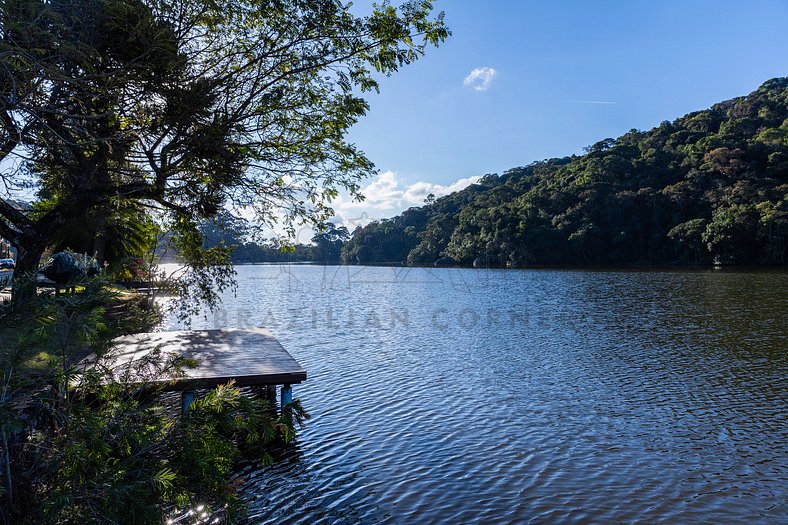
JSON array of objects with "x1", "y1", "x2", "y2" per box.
[{"x1": 164, "y1": 266, "x2": 788, "y2": 524}]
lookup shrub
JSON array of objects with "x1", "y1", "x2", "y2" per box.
[{"x1": 0, "y1": 277, "x2": 306, "y2": 524}]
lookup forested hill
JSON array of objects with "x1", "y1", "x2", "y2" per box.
[{"x1": 341, "y1": 78, "x2": 788, "y2": 267}]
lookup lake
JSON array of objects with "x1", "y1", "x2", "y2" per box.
[{"x1": 162, "y1": 265, "x2": 787, "y2": 524}]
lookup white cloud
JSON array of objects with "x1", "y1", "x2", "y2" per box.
[
  {"x1": 350, "y1": 171, "x2": 402, "y2": 210},
  {"x1": 463, "y1": 66, "x2": 497, "y2": 91},
  {"x1": 332, "y1": 171, "x2": 480, "y2": 230},
  {"x1": 402, "y1": 176, "x2": 479, "y2": 203},
  {"x1": 251, "y1": 172, "x2": 481, "y2": 240}
]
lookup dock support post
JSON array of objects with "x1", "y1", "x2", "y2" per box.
[
  {"x1": 264, "y1": 385, "x2": 277, "y2": 416},
  {"x1": 280, "y1": 384, "x2": 293, "y2": 409},
  {"x1": 265, "y1": 384, "x2": 277, "y2": 404},
  {"x1": 181, "y1": 390, "x2": 196, "y2": 414}
]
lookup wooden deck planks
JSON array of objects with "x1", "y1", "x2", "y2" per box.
[{"x1": 94, "y1": 327, "x2": 306, "y2": 390}]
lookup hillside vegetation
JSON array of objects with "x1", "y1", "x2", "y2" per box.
[{"x1": 342, "y1": 78, "x2": 788, "y2": 266}]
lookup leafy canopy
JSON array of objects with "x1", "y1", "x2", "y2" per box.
[{"x1": 0, "y1": 0, "x2": 449, "y2": 283}]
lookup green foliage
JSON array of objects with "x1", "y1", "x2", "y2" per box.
[
  {"x1": 0, "y1": 277, "x2": 119, "y2": 522},
  {"x1": 343, "y1": 79, "x2": 788, "y2": 266},
  {"x1": 703, "y1": 204, "x2": 760, "y2": 264},
  {"x1": 33, "y1": 198, "x2": 160, "y2": 269},
  {"x1": 311, "y1": 223, "x2": 351, "y2": 262},
  {"x1": 43, "y1": 380, "x2": 305, "y2": 524},
  {"x1": 0, "y1": 279, "x2": 307, "y2": 523},
  {"x1": 0, "y1": 0, "x2": 449, "y2": 284},
  {"x1": 667, "y1": 218, "x2": 708, "y2": 264},
  {"x1": 342, "y1": 206, "x2": 434, "y2": 264}
]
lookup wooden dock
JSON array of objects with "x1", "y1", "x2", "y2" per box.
[{"x1": 86, "y1": 327, "x2": 306, "y2": 412}]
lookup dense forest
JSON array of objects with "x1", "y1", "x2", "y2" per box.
[{"x1": 341, "y1": 78, "x2": 788, "y2": 267}]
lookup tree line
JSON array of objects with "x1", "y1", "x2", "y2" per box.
[
  {"x1": 194, "y1": 212, "x2": 350, "y2": 264},
  {"x1": 342, "y1": 78, "x2": 788, "y2": 267}
]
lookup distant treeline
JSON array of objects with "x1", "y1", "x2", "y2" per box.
[
  {"x1": 341, "y1": 78, "x2": 788, "y2": 267},
  {"x1": 192, "y1": 213, "x2": 349, "y2": 264}
]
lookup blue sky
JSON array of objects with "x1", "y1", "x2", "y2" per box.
[{"x1": 328, "y1": 0, "x2": 788, "y2": 229}]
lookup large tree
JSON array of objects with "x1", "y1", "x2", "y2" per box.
[{"x1": 0, "y1": 0, "x2": 448, "y2": 279}]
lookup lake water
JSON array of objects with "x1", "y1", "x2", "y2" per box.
[{"x1": 163, "y1": 265, "x2": 787, "y2": 524}]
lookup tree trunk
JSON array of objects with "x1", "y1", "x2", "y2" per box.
[
  {"x1": 93, "y1": 213, "x2": 107, "y2": 266},
  {"x1": 11, "y1": 244, "x2": 44, "y2": 301},
  {"x1": 13, "y1": 244, "x2": 44, "y2": 278}
]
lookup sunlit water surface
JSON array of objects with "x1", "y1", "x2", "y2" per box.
[{"x1": 162, "y1": 265, "x2": 788, "y2": 524}]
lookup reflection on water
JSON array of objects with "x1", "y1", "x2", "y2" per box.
[{"x1": 164, "y1": 266, "x2": 788, "y2": 524}]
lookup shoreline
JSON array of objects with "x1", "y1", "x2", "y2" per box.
[{"x1": 160, "y1": 261, "x2": 788, "y2": 273}]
